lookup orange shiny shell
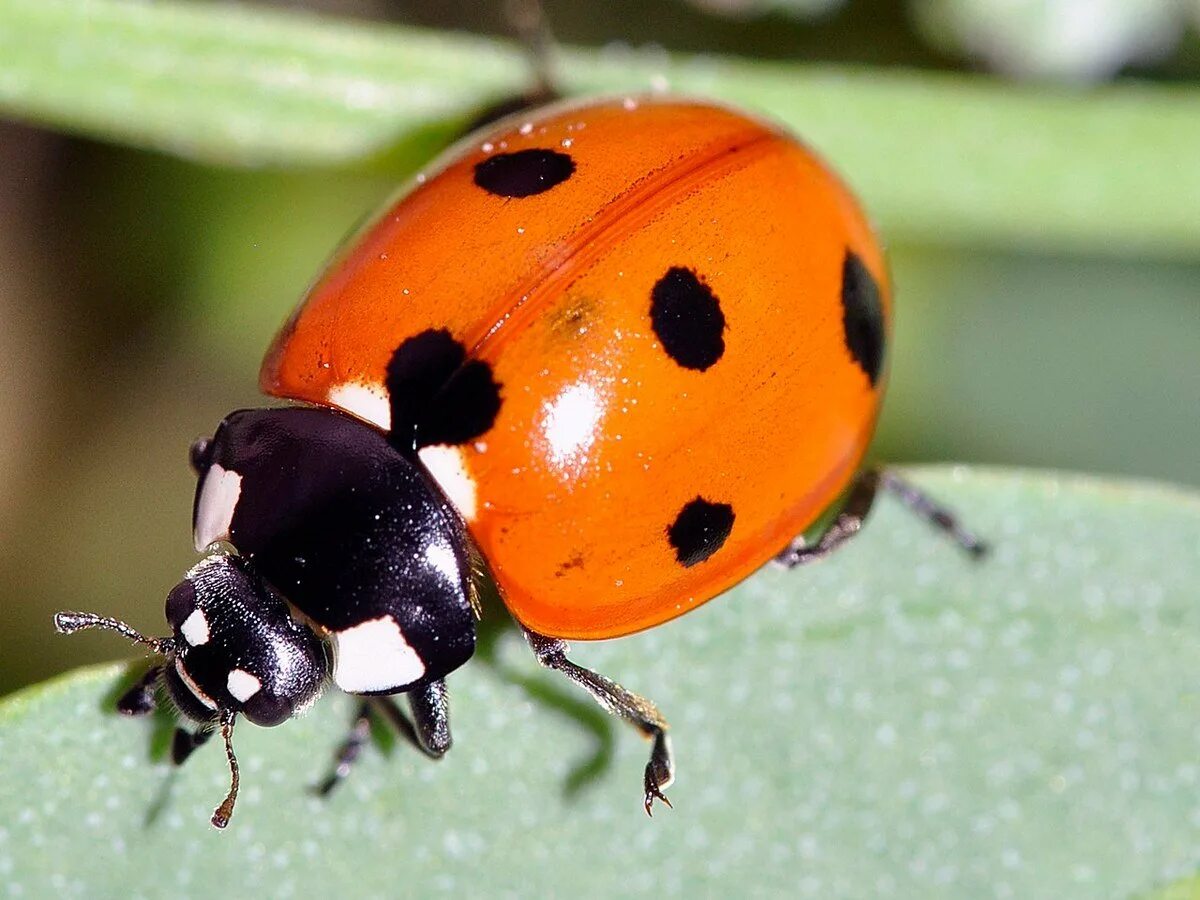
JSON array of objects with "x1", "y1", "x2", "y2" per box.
[{"x1": 262, "y1": 96, "x2": 891, "y2": 640}]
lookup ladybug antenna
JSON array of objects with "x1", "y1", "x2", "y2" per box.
[
  {"x1": 211, "y1": 711, "x2": 241, "y2": 829},
  {"x1": 53, "y1": 611, "x2": 171, "y2": 656}
]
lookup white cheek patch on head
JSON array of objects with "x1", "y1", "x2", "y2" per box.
[
  {"x1": 418, "y1": 444, "x2": 478, "y2": 521},
  {"x1": 193, "y1": 463, "x2": 243, "y2": 551},
  {"x1": 180, "y1": 609, "x2": 210, "y2": 646},
  {"x1": 226, "y1": 668, "x2": 262, "y2": 703},
  {"x1": 328, "y1": 381, "x2": 392, "y2": 432},
  {"x1": 330, "y1": 616, "x2": 426, "y2": 694}
]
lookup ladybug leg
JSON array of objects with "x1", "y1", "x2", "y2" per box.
[
  {"x1": 406, "y1": 680, "x2": 453, "y2": 758},
  {"x1": 315, "y1": 701, "x2": 374, "y2": 796},
  {"x1": 523, "y1": 629, "x2": 674, "y2": 816},
  {"x1": 775, "y1": 470, "x2": 881, "y2": 568},
  {"x1": 876, "y1": 471, "x2": 988, "y2": 557},
  {"x1": 317, "y1": 683, "x2": 453, "y2": 795},
  {"x1": 365, "y1": 684, "x2": 453, "y2": 760},
  {"x1": 115, "y1": 664, "x2": 163, "y2": 716},
  {"x1": 775, "y1": 469, "x2": 987, "y2": 569},
  {"x1": 170, "y1": 724, "x2": 214, "y2": 765}
]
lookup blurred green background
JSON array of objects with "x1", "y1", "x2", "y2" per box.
[{"x1": 0, "y1": 0, "x2": 1197, "y2": 696}]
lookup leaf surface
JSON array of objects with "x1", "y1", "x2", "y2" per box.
[{"x1": 2, "y1": 468, "x2": 1199, "y2": 897}]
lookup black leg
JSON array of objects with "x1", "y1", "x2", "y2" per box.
[
  {"x1": 407, "y1": 681, "x2": 452, "y2": 758},
  {"x1": 775, "y1": 470, "x2": 881, "y2": 568},
  {"x1": 877, "y1": 470, "x2": 988, "y2": 557},
  {"x1": 171, "y1": 725, "x2": 214, "y2": 765},
  {"x1": 116, "y1": 665, "x2": 163, "y2": 716},
  {"x1": 316, "y1": 702, "x2": 374, "y2": 796},
  {"x1": 366, "y1": 695, "x2": 424, "y2": 757},
  {"x1": 775, "y1": 468, "x2": 987, "y2": 569},
  {"x1": 523, "y1": 628, "x2": 674, "y2": 815},
  {"x1": 317, "y1": 686, "x2": 454, "y2": 796}
]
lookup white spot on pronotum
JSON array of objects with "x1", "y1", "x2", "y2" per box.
[
  {"x1": 193, "y1": 464, "x2": 243, "y2": 551},
  {"x1": 425, "y1": 542, "x2": 460, "y2": 584},
  {"x1": 174, "y1": 658, "x2": 217, "y2": 711},
  {"x1": 418, "y1": 445, "x2": 478, "y2": 520},
  {"x1": 180, "y1": 609, "x2": 210, "y2": 646},
  {"x1": 328, "y1": 381, "x2": 392, "y2": 432},
  {"x1": 331, "y1": 616, "x2": 426, "y2": 693},
  {"x1": 226, "y1": 669, "x2": 262, "y2": 703}
]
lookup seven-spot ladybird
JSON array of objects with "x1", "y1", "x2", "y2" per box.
[{"x1": 56, "y1": 95, "x2": 984, "y2": 828}]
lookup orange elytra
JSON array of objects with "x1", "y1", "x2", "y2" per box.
[{"x1": 263, "y1": 95, "x2": 891, "y2": 640}]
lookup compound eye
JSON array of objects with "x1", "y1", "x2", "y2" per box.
[
  {"x1": 165, "y1": 579, "x2": 199, "y2": 632},
  {"x1": 240, "y1": 689, "x2": 294, "y2": 728},
  {"x1": 189, "y1": 436, "x2": 214, "y2": 474}
]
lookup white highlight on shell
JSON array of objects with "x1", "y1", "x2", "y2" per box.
[
  {"x1": 193, "y1": 463, "x2": 243, "y2": 551},
  {"x1": 328, "y1": 381, "x2": 392, "y2": 431},
  {"x1": 173, "y1": 658, "x2": 217, "y2": 711},
  {"x1": 180, "y1": 609, "x2": 210, "y2": 646},
  {"x1": 226, "y1": 668, "x2": 262, "y2": 703},
  {"x1": 419, "y1": 445, "x2": 478, "y2": 521},
  {"x1": 541, "y1": 382, "x2": 602, "y2": 466},
  {"x1": 331, "y1": 616, "x2": 426, "y2": 693},
  {"x1": 425, "y1": 542, "x2": 460, "y2": 584}
]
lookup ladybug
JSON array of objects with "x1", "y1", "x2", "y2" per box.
[{"x1": 56, "y1": 95, "x2": 983, "y2": 828}]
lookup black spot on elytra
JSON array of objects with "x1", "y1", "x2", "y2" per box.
[
  {"x1": 385, "y1": 329, "x2": 502, "y2": 453},
  {"x1": 419, "y1": 361, "x2": 503, "y2": 448},
  {"x1": 667, "y1": 497, "x2": 735, "y2": 567},
  {"x1": 386, "y1": 330, "x2": 464, "y2": 450},
  {"x1": 841, "y1": 251, "x2": 885, "y2": 386},
  {"x1": 650, "y1": 267, "x2": 726, "y2": 371},
  {"x1": 473, "y1": 149, "x2": 576, "y2": 198}
]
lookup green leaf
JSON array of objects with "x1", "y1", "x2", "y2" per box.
[
  {"x1": 2, "y1": 0, "x2": 1200, "y2": 256},
  {"x1": 1145, "y1": 875, "x2": 1200, "y2": 900},
  {"x1": 3, "y1": 467, "x2": 1200, "y2": 896}
]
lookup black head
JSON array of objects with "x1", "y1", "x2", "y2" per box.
[
  {"x1": 54, "y1": 551, "x2": 328, "y2": 828},
  {"x1": 163, "y1": 554, "x2": 327, "y2": 727}
]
